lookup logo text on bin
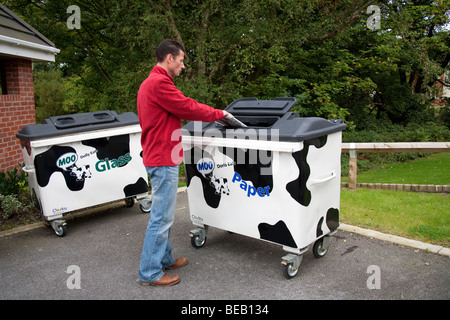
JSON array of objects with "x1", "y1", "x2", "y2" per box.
[{"x1": 197, "y1": 158, "x2": 214, "y2": 175}]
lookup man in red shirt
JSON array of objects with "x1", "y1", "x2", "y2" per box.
[{"x1": 137, "y1": 39, "x2": 228, "y2": 286}]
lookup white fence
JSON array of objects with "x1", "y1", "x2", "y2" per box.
[{"x1": 341, "y1": 142, "x2": 450, "y2": 191}]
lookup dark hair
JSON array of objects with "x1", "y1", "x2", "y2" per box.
[{"x1": 156, "y1": 39, "x2": 185, "y2": 63}]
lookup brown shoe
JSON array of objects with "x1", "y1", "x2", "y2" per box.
[
  {"x1": 139, "y1": 274, "x2": 180, "y2": 287},
  {"x1": 164, "y1": 257, "x2": 188, "y2": 270}
]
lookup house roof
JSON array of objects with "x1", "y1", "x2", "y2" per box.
[{"x1": 0, "y1": 4, "x2": 59, "y2": 62}]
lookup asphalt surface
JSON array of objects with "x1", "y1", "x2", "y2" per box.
[{"x1": 0, "y1": 190, "x2": 448, "y2": 302}]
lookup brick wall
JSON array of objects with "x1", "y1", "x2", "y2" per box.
[{"x1": 0, "y1": 58, "x2": 35, "y2": 172}]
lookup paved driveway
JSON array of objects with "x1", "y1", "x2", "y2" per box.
[{"x1": 1, "y1": 190, "x2": 448, "y2": 303}]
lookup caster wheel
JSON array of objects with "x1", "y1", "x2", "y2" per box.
[
  {"x1": 54, "y1": 224, "x2": 67, "y2": 237},
  {"x1": 281, "y1": 254, "x2": 303, "y2": 279},
  {"x1": 313, "y1": 238, "x2": 329, "y2": 258},
  {"x1": 125, "y1": 197, "x2": 135, "y2": 208},
  {"x1": 190, "y1": 235, "x2": 206, "y2": 248},
  {"x1": 283, "y1": 262, "x2": 299, "y2": 279},
  {"x1": 139, "y1": 203, "x2": 151, "y2": 213}
]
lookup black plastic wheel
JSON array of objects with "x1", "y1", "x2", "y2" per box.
[
  {"x1": 190, "y1": 235, "x2": 206, "y2": 248},
  {"x1": 282, "y1": 263, "x2": 299, "y2": 279},
  {"x1": 139, "y1": 203, "x2": 151, "y2": 213},
  {"x1": 54, "y1": 224, "x2": 67, "y2": 237},
  {"x1": 124, "y1": 197, "x2": 135, "y2": 208},
  {"x1": 312, "y1": 238, "x2": 329, "y2": 258}
]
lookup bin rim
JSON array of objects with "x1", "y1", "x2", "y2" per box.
[
  {"x1": 21, "y1": 124, "x2": 142, "y2": 148},
  {"x1": 181, "y1": 135, "x2": 304, "y2": 153},
  {"x1": 181, "y1": 117, "x2": 346, "y2": 143},
  {"x1": 16, "y1": 111, "x2": 139, "y2": 141}
]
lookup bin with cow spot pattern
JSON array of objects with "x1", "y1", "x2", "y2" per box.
[
  {"x1": 181, "y1": 97, "x2": 346, "y2": 279},
  {"x1": 16, "y1": 111, "x2": 151, "y2": 237}
]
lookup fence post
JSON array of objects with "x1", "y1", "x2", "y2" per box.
[{"x1": 349, "y1": 143, "x2": 357, "y2": 189}]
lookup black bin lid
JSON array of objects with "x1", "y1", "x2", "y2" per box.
[
  {"x1": 225, "y1": 97, "x2": 297, "y2": 116},
  {"x1": 16, "y1": 111, "x2": 139, "y2": 141},
  {"x1": 182, "y1": 97, "x2": 346, "y2": 142},
  {"x1": 49, "y1": 111, "x2": 116, "y2": 129}
]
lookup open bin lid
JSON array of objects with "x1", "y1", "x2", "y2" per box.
[
  {"x1": 16, "y1": 111, "x2": 140, "y2": 141},
  {"x1": 225, "y1": 97, "x2": 296, "y2": 117},
  {"x1": 182, "y1": 97, "x2": 346, "y2": 144}
]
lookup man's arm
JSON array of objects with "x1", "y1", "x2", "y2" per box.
[{"x1": 157, "y1": 78, "x2": 227, "y2": 122}]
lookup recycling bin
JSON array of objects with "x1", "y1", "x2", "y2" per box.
[
  {"x1": 16, "y1": 111, "x2": 151, "y2": 237},
  {"x1": 181, "y1": 97, "x2": 346, "y2": 278}
]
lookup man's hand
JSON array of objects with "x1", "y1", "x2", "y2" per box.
[
  {"x1": 222, "y1": 110, "x2": 231, "y2": 118},
  {"x1": 219, "y1": 111, "x2": 247, "y2": 128}
]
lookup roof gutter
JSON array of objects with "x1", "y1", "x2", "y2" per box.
[{"x1": 0, "y1": 35, "x2": 60, "y2": 54}]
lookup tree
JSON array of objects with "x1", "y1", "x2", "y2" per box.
[
  {"x1": 2, "y1": 0, "x2": 447, "y2": 130},
  {"x1": 33, "y1": 67, "x2": 66, "y2": 123},
  {"x1": 344, "y1": 0, "x2": 450, "y2": 126}
]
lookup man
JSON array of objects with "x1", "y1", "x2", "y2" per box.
[{"x1": 137, "y1": 39, "x2": 229, "y2": 286}]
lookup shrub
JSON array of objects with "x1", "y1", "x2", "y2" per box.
[
  {"x1": 0, "y1": 194, "x2": 31, "y2": 220},
  {"x1": 0, "y1": 166, "x2": 28, "y2": 196},
  {"x1": 341, "y1": 122, "x2": 449, "y2": 176},
  {"x1": 0, "y1": 165, "x2": 33, "y2": 221}
]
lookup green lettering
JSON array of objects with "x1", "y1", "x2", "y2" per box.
[{"x1": 95, "y1": 160, "x2": 106, "y2": 172}]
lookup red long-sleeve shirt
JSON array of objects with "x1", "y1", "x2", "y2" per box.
[{"x1": 137, "y1": 66, "x2": 223, "y2": 167}]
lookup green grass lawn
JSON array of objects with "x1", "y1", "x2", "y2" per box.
[
  {"x1": 342, "y1": 152, "x2": 450, "y2": 185},
  {"x1": 340, "y1": 188, "x2": 449, "y2": 247},
  {"x1": 340, "y1": 152, "x2": 449, "y2": 247}
]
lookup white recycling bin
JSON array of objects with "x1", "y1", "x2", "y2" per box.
[
  {"x1": 16, "y1": 111, "x2": 151, "y2": 237},
  {"x1": 181, "y1": 98, "x2": 346, "y2": 278}
]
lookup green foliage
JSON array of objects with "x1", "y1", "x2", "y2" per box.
[
  {"x1": 343, "y1": 121, "x2": 450, "y2": 143},
  {"x1": 342, "y1": 152, "x2": 450, "y2": 185},
  {"x1": 0, "y1": 166, "x2": 28, "y2": 196},
  {"x1": 33, "y1": 67, "x2": 67, "y2": 123},
  {"x1": 0, "y1": 194, "x2": 31, "y2": 220},
  {"x1": 0, "y1": 166, "x2": 32, "y2": 220},
  {"x1": 437, "y1": 103, "x2": 450, "y2": 128},
  {"x1": 0, "y1": 0, "x2": 448, "y2": 132},
  {"x1": 341, "y1": 122, "x2": 450, "y2": 176}
]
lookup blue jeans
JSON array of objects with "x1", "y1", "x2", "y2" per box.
[{"x1": 139, "y1": 165, "x2": 179, "y2": 283}]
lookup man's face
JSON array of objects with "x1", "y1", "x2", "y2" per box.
[{"x1": 167, "y1": 50, "x2": 185, "y2": 77}]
